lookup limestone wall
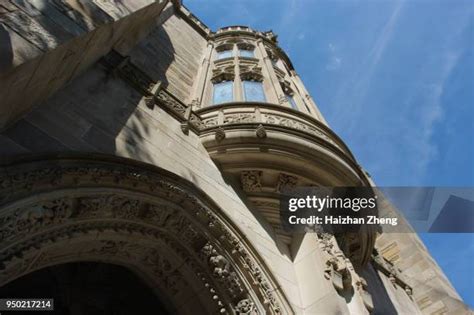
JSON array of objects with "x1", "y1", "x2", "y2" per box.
[
  {"x1": 0, "y1": 2, "x2": 467, "y2": 314},
  {"x1": 0, "y1": 0, "x2": 169, "y2": 130},
  {"x1": 129, "y1": 7, "x2": 207, "y2": 103},
  {"x1": 0, "y1": 11, "x2": 304, "y2": 313}
]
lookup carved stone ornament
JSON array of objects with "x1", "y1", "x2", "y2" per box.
[
  {"x1": 240, "y1": 64, "x2": 263, "y2": 82},
  {"x1": 101, "y1": 50, "x2": 155, "y2": 96},
  {"x1": 215, "y1": 127, "x2": 226, "y2": 142},
  {"x1": 0, "y1": 156, "x2": 291, "y2": 314},
  {"x1": 280, "y1": 80, "x2": 293, "y2": 95},
  {"x1": 100, "y1": 51, "x2": 205, "y2": 133},
  {"x1": 276, "y1": 173, "x2": 298, "y2": 193},
  {"x1": 235, "y1": 298, "x2": 257, "y2": 314},
  {"x1": 372, "y1": 248, "x2": 411, "y2": 292},
  {"x1": 241, "y1": 171, "x2": 262, "y2": 193},
  {"x1": 318, "y1": 233, "x2": 352, "y2": 292},
  {"x1": 278, "y1": 95, "x2": 288, "y2": 105},
  {"x1": 223, "y1": 113, "x2": 256, "y2": 125},
  {"x1": 256, "y1": 124, "x2": 267, "y2": 138},
  {"x1": 212, "y1": 64, "x2": 235, "y2": 83},
  {"x1": 262, "y1": 114, "x2": 336, "y2": 146}
]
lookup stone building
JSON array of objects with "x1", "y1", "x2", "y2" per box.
[{"x1": 0, "y1": 1, "x2": 470, "y2": 314}]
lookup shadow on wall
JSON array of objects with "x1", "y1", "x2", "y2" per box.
[
  {"x1": 0, "y1": 18, "x2": 175, "y2": 166},
  {"x1": 0, "y1": 24, "x2": 13, "y2": 73},
  {"x1": 0, "y1": 0, "x2": 124, "y2": 74},
  {"x1": 361, "y1": 264, "x2": 398, "y2": 315}
]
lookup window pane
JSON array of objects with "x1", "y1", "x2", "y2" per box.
[
  {"x1": 287, "y1": 95, "x2": 298, "y2": 110},
  {"x1": 213, "y1": 81, "x2": 233, "y2": 104},
  {"x1": 240, "y1": 49, "x2": 254, "y2": 58},
  {"x1": 243, "y1": 81, "x2": 266, "y2": 102},
  {"x1": 216, "y1": 50, "x2": 233, "y2": 59}
]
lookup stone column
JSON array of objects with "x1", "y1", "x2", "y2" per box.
[
  {"x1": 256, "y1": 40, "x2": 287, "y2": 106},
  {"x1": 290, "y1": 70, "x2": 328, "y2": 124},
  {"x1": 188, "y1": 41, "x2": 214, "y2": 109},
  {"x1": 234, "y1": 44, "x2": 243, "y2": 102}
]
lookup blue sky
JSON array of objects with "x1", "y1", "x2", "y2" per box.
[{"x1": 186, "y1": 0, "x2": 474, "y2": 307}]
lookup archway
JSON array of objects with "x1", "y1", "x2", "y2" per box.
[
  {"x1": 0, "y1": 261, "x2": 170, "y2": 314},
  {"x1": 0, "y1": 154, "x2": 293, "y2": 314}
]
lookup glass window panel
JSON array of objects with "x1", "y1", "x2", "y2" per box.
[
  {"x1": 243, "y1": 81, "x2": 266, "y2": 102},
  {"x1": 216, "y1": 50, "x2": 233, "y2": 60},
  {"x1": 213, "y1": 81, "x2": 233, "y2": 104},
  {"x1": 287, "y1": 95, "x2": 298, "y2": 110},
  {"x1": 240, "y1": 49, "x2": 254, "y2": 58}
]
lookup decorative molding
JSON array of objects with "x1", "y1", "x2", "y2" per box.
[
  {"x1": 235, "y1": 298, "x2": 256, "y2": 314},
  {"x1": 202, "y1": 117, "x2": 219, "y2": 128},
  {"x1": 0, "y1": 157, "x2": 291, "y2": 314},
  {"x1": 262, "y1": 114, "x2": 336, "y2": 145},
  {"x1": 239, "y1": 61, "x2": 263, "y2": 82},
  {"x1": 211, "y1": 62, "x2": 235, "y2": 83},
  {"x1": 100, "y1": 50, "x2": 205, "y2": 134},
  {"x1": 223, "y1": 113, "x2": 256, "y2": 125},
  {"x1": 198, "y1": 104, "x2": 345, "y2": 153}
]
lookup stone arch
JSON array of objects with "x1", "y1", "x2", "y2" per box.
[{"x1": 0, "y1": 154, "x2": 292, "y2": 314}]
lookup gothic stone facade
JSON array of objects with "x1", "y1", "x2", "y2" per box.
[{"x1": 0, "y1": 1, "x2": 470, "y2": 314}]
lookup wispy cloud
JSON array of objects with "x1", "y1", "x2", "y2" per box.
[
  {"x1": 337, "y1": 0, "x2": 404, "y2": 117},
  {"x1": 326, "y1": 43, "x2": 342, "y2": 71}
]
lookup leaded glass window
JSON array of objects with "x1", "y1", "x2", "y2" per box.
[
  {"x1": 213, "y1": 81, "x2": 233, "y2": 104},
  {"x1": 242, "y1": 81, "x2": 266, "y2": 102},
  {"x1": 287, "y1": 95, "x2": 298, "y2": 110},
  {"x1": 216, "y1": 50, "x2": 233, "y2": 60},
  {"x1": 239, "y1": 49, "x2": 254, "y2": 58}
]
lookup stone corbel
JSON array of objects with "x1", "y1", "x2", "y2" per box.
[
  {"x1": 255, "y1": 124, "x2": 267, "y2": 139},
  {"x1": 324, "y1": 257, "x2": 352, "y2": 292},
  {"x1": 144, "y1": 81, "x2": 163, "y2": 109},
  {"x1": 215, "y1": 127, "x2": 226, "y2": 142},
  {"x1": 319, "y1": 234, "x2": 352, "y2": 293},
  {"x1": 180, "y1": 99, "x2": 196, "y2": 134},
  {"x1": 101, "y1": 50, "x2": 163, "y2": 106}
]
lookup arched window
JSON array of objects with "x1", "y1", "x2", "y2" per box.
[
  {"x1": 286, "y1": 94, "x2": 298, "y2": 110},
  {"x1": 215, "y1": 43, "x2": 234, "y2": 60},
  {"x1": 238, "y1": 43, "x2": 255, "y2": 58},
  {"x1": 239, "y1": 49, "x2": 254, "y2": 58},
  {"x1": 216, "y1": 50, "x2": 233, "y2": 60},
  {"x1": 281, "y1": 81, "x2": 298, "y2": 110},
  {"x1": 213, "y1": 81, "x2": 234, "y2": 104}
]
